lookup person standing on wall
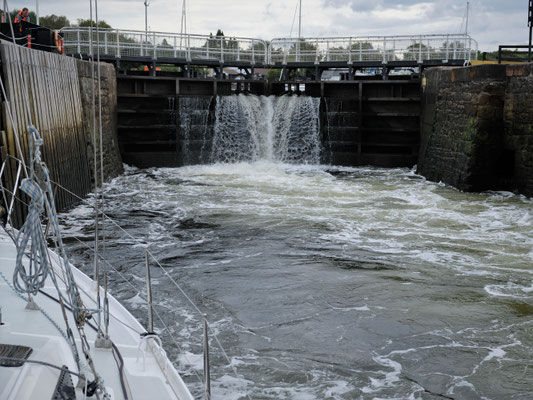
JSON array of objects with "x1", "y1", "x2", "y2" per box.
[{"x1": 13, "y1": 8, "x2": 30, "y2": 23}]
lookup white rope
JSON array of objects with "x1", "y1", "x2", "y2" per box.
[{"x1": 3, "y1": 152, "x2": 250, "y2": 396}]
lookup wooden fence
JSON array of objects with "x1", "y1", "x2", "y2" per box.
[{"x1": 0, "y1": 42, "x2": 91, "y2": 228}]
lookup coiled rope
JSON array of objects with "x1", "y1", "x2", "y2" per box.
[
  {"x1": 13, "y1": 126, "x2": 90, "y2": 326},
  {"x1": 9, "y1": 125, "x2": 109, "y2": 398}
]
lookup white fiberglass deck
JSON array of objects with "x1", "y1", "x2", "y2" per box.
[{"x1": 0, "y1": 226, "x2": 194, "y2": 400}]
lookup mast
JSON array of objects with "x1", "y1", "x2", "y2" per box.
[
  {"x1": 180, "y1": 0, "x2": 187, "y2": 36},
  {"x1": 298, "y1": 0, "x2": 302, "y2": 39},
  {"x1": 144, "y1": 0, "x2": 149, "y2": 54},
  {"x1": 465, "y1": 1, "x2": 469, "y2": 36}
]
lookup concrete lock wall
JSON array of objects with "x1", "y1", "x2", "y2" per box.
[
  {"x1": 76, "y1": 59, "x2": 123, "y2": 182},
  {"x1": 418, "y1": 63, "x2": 533, "y2": 197}
]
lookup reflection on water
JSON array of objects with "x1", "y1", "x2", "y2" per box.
[{"x1": 60, "y1": 162, "x2": 533, "y2": 399}]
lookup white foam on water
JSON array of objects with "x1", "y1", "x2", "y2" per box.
[
  {"x1": 323, "y1": 380, "x2": 354, "y2": 397},
  {"x1": 484, "y1": 281, "x2": 533, "y2": 299},
  {"x1": 176, "y1": 351, "x2": 204, "y2": 371},
  {"x1": 212, "y1": 94, "x2": 321, "y2": 164},
  {"x1": 361, "y1": 355, "x2": 403, "y2": 393},
  {"x1": 58, "y1": 158, "x2": 533, "y2": 399}
]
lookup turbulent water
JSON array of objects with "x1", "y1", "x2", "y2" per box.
[
  {"x1": 59, "y1": 162, "x2": 533, "y2": 399},
  {"x1": 212, "y1": 95, "x2": 321, "y2": 164},
  {"x1": 55, "y1": 93, "x2": 533, "y2": 399}
]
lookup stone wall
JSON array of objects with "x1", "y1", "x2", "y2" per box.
[
  {"x1": 418, "y1": 65, "x2": 507, "y2": 191},
  {"x1": 418, "y1": 63, "x2": 533, "y2": 196},
  {"x1": 76, "y1": 59, "x2": 123, "y2": 183},
  {"x1": 504, "y1": 64, "x2": 533, "y2": 196}
]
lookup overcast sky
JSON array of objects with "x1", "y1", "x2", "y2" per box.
[{"x1": 9, "y1": 0, "x2": 531, "y2": 51}]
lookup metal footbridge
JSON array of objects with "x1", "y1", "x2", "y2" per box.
[{"x1": 61, "y1": 27, "x2": 478, "y2": 70}]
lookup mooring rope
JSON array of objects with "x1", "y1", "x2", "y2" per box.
[
  {"x1": 9, "y1": 125, "x2": 110, "y2": 399},
  {"x1": 13, "y1": 127, "x2": 86, "y2": 321}
]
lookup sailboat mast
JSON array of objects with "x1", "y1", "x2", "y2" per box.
[
  {"x1": 298, "y1": 0, "x2": 302, "y2": 38},
  {"x1": 465, "y1": 1, "x2": 469, "y2": 36}
]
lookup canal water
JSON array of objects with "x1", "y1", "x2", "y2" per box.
[
  {"x1": 59, "y1": 163, "x2": 533, "y2": 399},
  {"x1": 59, "y1": 95, "x2": 533, "y2": 399}
]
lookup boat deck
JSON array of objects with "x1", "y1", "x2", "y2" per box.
[{"x1": 0, "y1": 227, "x2": 194, "y2": 400}]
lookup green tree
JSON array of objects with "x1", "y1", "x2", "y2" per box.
[
  {"x1": 76, "y1": 19, "x2": 112, "y2": 29},
  {"x1": 288, "y1": 39, "x2": 317, "y2": 62},
  {"x1": 349, "y1": 41, "x2": 377, "y2": 61},
  {"x1": 39, "y1": 14, "x2": 70, "y2": 29},
  {"x1": 266, "y1": 68, "x2": 282, "y2": 81}
]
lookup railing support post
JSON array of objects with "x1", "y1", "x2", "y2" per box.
[
  {"x1": 145, "y1": 250, "x2": 154, "y2": 333},
  {"x1": 418, "y1": 35, "x2": 422, "y2": 63},
  {"x1": 251, "y1": 40, "x2": 255, "y2": 65},
  {"x1": 348, "y1": 37, "x2": 352, "y2": 64},
  {"x1": 220, "y1": 36, "x2": 224, "y2": 63},
  {"x1": 203, "y1": 317, "x2": 211, "y2": 400},
  {"x1": 445, "y1": 34, "x2": 449, "y2": 62},
  {"x1": 153, "y1": 32, "x2": 157, "y2": 60},
  {"x1": 116, "y1": 29, "x2": 120, "y2": 58}
]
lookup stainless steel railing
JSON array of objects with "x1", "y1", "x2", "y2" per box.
[
  {"x1": 60, "y1": 27, "x2": 269, "y2": 64},
  {"x1": 60, "y1": 28, "x2": 478, "y2": 65},
  {"x1": 269, "y1": 34, "x2": 478, "y2": 64}
]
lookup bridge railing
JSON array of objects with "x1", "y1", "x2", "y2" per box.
[
  {"x1": 60, "y1": 28, "x2": 477, "y2": 66},
  {"x1": 269, "y1": 34, "x2": 478, "y2": 64},
  {"x1": 60, "y1": 27, "x2": 269, "y2": 64}
]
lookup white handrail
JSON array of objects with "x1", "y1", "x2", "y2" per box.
[{"x1": 60, "y1": 27, "x2": 477, "y2": 65}]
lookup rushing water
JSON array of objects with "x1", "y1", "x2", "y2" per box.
[
  {"x1": 58, "y1": 95, "x2": 533, "y2": 399},
  {"x1": 213, "y1": 94, "x2": 321, "y2": 164},
  {"x1": 59, "y1": 163, "x2": 533, "y2": 399}
]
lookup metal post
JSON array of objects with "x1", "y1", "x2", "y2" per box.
[
  {"x1": 145, "y1": 250, "x2": 154, "y2": 333},
  {"x1": 298, "y1": 0, "x2": 302, "y2": 39},
  {"x1": 116, "y1": 29, "x2": 120, "y2": 58},
  {"x1": 187, "y1": 34, "x2": 191, "y2": 61},
  {"x1": 104, "y1": 31, "x2": 108, "y2": 54},
  {"x1": 418, "y1": 36, "x2": 422, "y2": 63},
  {"x1": 527, "y1": 24, "x2": 533, "y2": 62},
  {"x1": 529, "y1": 0, "x2": 533, "y2": 62},
  {"x1": 465, "y1": 2, "x2": 469, "y2": 36},
  {"x1": 203, "y1": 318, "x2": 211, "y2": 400},
  {"x1": 359, "y1": 41, "x2": 362, "y2": 61},
  {"x1": 144, "y1": 1, "x2": 149, "y2": 57},
  {"x1": 77, "y1": 29, "x2": 81, "y2": 54},
  {"x1": 445, "y1": 34, "x2": 449, "y2": 62},
  {"x1": 251, "y1": 40, "x2": 255, "y2": 64},
  {"x1": 348, "y1": 37, "x2": 352, "y2": 64},
  {"x1": 220, "y1": 36, "x2": 223, "y2": 63},
  {"x1": 35, "y1": 0, "x2": 39, "y2": 25},
  {"x1": 153, "y1": 31, "x2": 156, "y2": 60},
  {"x1": 382, "y1": 38, "x2": 386, "y2": 63}
]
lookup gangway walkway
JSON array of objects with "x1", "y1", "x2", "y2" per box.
[{"x1": 61, "y1": 27, "x2": 478, "y2": 70}]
